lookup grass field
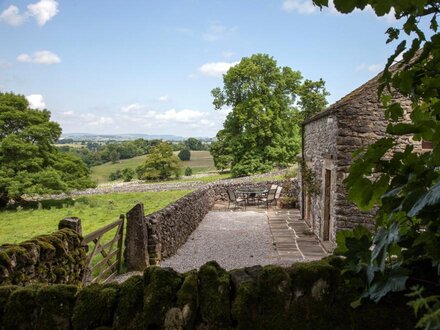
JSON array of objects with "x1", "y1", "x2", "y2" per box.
[
  {"x1": 91, "y1": 150, "x2": 216, "y2": 184},
  {"x1": 0, "y1": 190, "x2": 190, "y2": 245}
]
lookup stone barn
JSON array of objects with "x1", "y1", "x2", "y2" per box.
[{"x1": 300, "y1": 70, "x2": 430, "y2": 251}]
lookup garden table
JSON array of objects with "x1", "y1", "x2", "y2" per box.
[{"x1": 236, "y1": 188, "x2": 268, "y2": 206}]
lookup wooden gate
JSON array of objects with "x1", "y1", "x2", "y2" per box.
[{"x1": 81, "y1": 215, "x2": 125, "y2": 285}]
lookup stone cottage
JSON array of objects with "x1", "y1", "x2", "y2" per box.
[{"x1": 300, "y1": 69, "x2": 430, "y2": 250}]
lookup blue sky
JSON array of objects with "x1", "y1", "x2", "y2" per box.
[{"x1": 0, "y1": 0, "x2": 402, "y2": 137}]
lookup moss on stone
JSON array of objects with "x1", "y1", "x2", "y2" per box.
[
  {"x1": 36, "y1": 284, "x2": 78, "y2": 330},
  {"x1": 0, "y1": 250, "x2": 12, "y2": 266},
  {"x1": 254, "y1": 265, "x2": 292, "y2": 329},
  {"x1": 176, "y1": 270, "x2": 198, "y2": 328},
  {"x1": 198, "y1": 261, "x2": 231, "y2": 329},
  {"x1": 143, "y1": 266, "x2": 183, "y2": 328},
  {"x1": 3, "y1": 285, "x2": 39, "y2": 330},
  {"x1": 113, "y1": 275, "x2": 144, "y2": 329},
  {"x1": 72, "y1": 283, "x2": 119, "y2": 330},
  {"x1": 0, "y1": 285, "x2": 19, "y2": 326},
  {"x1": 230, "y1": 268, "x2": 259, "y2": 329},
  {"x1": 288, "y1": 259, "x2": 339, "y2": 296}
]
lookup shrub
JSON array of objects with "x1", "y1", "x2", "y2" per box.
[
  {"x1": 185, "y1": 167, "x2": 193, "y2": 176},
  {"x1": 178, "y1": 148, "x2": 191, "y2": 161},
  {"x1": 121, "y1": 168, "x2": 135, "y2": 182},
  {"x1": 109, "y1": 170, "x2": 121, "y2": 181}
]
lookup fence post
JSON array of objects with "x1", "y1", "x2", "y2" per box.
[
  {"x1": 124, "y1": 203, "x2": 150, "y2": 271},
  {"x1": 58, "y1": 217, "x2": 82, "y2": 236}
]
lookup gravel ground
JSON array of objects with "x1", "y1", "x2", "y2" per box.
[{"x1": 161, "y1": 211, "x2": 279, "y2": 272}]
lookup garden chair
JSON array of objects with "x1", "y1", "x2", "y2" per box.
[
  {"x1": 274, "y1": 186, "x2": 283, "y2": 206},
  {"x1": 259, "y1": 187, "x2": 277, "y2": 209},
  {"x1": 227, "y1": 189, "x2": 246, "y2": 209}
]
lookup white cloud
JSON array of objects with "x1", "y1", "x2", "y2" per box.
[
  {"x1": 80, "y1": 113, "x2": 114, "y2": 127},
  {"x1": 355, "y1": 63, "x2": 383, "y2": 73},
  {"x1": 121, "y1": 103, "x2": 145, "y2": 113},
  {"x1": 26, "y1": 94, "x2": 46, "y2": 109},
  {"x1": 203, "y1": 23, "x2": 237, "y2": 42},
  {"x1": 199, "y1": 61, "x2": 238, "y2": 77},
  {"x1": 367, "y1": 64, "x2": 383, "y2": 72},
  {"x1": 61, "y1": 111, "x2": 74, "y2": 117},
  {"x1": 0, "y1": 0, "x2": 58, "y2": 27},
  {"x1": 27, "y1": 0, "x2": 58, "y2": 26},
  {"x1": 0, "y1": 5, "x2": 26, "y2": 26},
  {"x1": 158, "y1": 95, "x2": 169, "y2": 102},
  {"x1": 17, "y1": 50, "x2": 61, "y2": 64},
  {"x1": 282, "y1": 0, "x2": 317, "y2": 14},
  {"x1": 222, "y1": 51, "x2": 234, "y2": 59},
  {"x1": 156, "y1": 109, "x2": 204, "y2": 123}
]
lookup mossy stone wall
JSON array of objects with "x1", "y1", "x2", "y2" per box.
[
  {"x1": 0, "y1": 229, "x2": 86, "y2": 286},
  {"x1": 0, "y1": 258, "x2": 420, "y2": 329}
]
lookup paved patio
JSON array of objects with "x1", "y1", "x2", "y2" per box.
[{"x1": 161, "y1": 202, "x2": 327, "y2": 272}]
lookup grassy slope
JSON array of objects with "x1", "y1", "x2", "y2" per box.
[
  {"x1": 91, "y1": 150, "x2": 216, "y2": 184},
  {"x1": 0, "y1": 190, "x2": 190, "y2": 245}
]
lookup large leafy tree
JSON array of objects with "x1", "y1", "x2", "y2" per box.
[
  {"x1": 0, "y1": 92, "x2": 95, "y2": 207},
  {"x1": 211, "y1": 54, "x2": 328, "y2": 177},
  {"x1": 311, "y1": 0, "x2": 440, "y2": 327},
  {"x1": 136, "y1": 142, "x2": 181, "y2": 180}
]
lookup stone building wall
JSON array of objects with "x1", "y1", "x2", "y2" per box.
[
  {"x1": 303, "y1": 71, "x2": 425, "y2": 247},
  {"x1": 302, "y1": 113, "x2": 338, "y2": 244},
  {"x1": 0, "y1": 229, "x2": 86, "y2": 286}
]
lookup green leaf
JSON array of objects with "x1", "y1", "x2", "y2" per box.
[
  {"x1": 367, "y1": 268, "x2": 409, "y2": 302},
  {"x1": 408, "y1": 181, "x2": 440, "y2": 217},
  {"x1": 333, "y1": 0, "x2": 357, "y2": 13}
]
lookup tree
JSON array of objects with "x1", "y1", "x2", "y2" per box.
[
  {"x1": 178, "y1": 148, "x2": 191, "y2": 161},
  {"x1": 184, "y1": 167, "x2": 192, "y2": 176},
  {"x1": 136, "y1": 142, "x2": 181, "y2": 180},
  {"x1": 121, "y1": 168, "x2": 135, "y2": 182},
  {"x1": 211, "y1": 54, "x2": 328, "y2": 177},
  {"x1": 185, "y1": 138, "x2": 204, "y2": 151},
  {"x1": 311, "y1": 0, "x2": 440, "y2": 327},
  {"x1": 0, "y1": 92, "x2": 95, "y2": 207}
]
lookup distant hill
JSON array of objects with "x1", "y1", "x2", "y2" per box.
[{"x1": 60, "y1": 133, "x2": 212, "y2": 142}]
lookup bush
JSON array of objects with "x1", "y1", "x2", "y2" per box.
[
  {"x1": 109, "y1": 170, "x2": 121, "y2": 181},
  {"x1": 121, "y1": 168, "x2": 135, "y2": 182},
  {"x1": 178, "y1": 148, "x2": 191, "y2": 161},
  {"x1": 185, "y1": 167, "x2": 193, "y2": 176}
]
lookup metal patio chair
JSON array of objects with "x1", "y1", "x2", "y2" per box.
[{"x1": 227, "y1": 189, "x2": 246, "y2": 209}]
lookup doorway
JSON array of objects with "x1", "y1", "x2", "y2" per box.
[{"x1": 323, "y1": 169, "x2": 331, "y2": 241}]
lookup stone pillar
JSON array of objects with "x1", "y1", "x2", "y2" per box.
[
  {"x1": 58, "y1": 217, "x2": 82, "y2": 236},
  {"x1": 124, "y1": 203, "x2": 150, "y2": 271},
  {"x1": 147, "y1": 218, "x2": 162, "y2": 266}
]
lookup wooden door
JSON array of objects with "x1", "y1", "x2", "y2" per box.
[{"x1": 323, "y1": 169, "x2": 331, "y2": 241}]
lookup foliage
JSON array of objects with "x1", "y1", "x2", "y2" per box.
[
  {"x1": 211, "y1": 54, "x2": 328, "y2": 177},
  {"x1": 109, "y1": 170, "x2": 121, "y2": 181},
  {"x1": 185, "y1": 167, "x2": 193, "y2": 176},
  {"x1": 185, "y1": 137, "x2": 205, "y2": 151},
  {"x1": 178, "y1": 148, "x2": 191, "y2": 161},
  {"x1": 0, "y1": 93, "x2": 95, "y2": 206},
  {"x1": 136, "y1": 142, "x2": 181, "y2": 180},
  {"x1": 312, "y1": 0, "x2": 440, "y2": 325},
  {"x1": 299, "y1": 160, "x2": 320, "y2": 195},
  {"x1": 121, "y1": 168, "x2": 135, "y2": 182}
]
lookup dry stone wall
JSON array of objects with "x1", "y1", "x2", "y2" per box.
[
  {"x1": 0, "y1": 229, "x2": 86, "y2": 286},
  {"x1": 144, "y1": 187, "x2": 216, "y2": 263},
  {"x1": 0, "y1": 257, "x2": 424, "y2": 329}
]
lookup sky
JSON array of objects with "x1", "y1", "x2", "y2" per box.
[{"x1": 0, "y1": 0, "x2": 404, "y2": 137}]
